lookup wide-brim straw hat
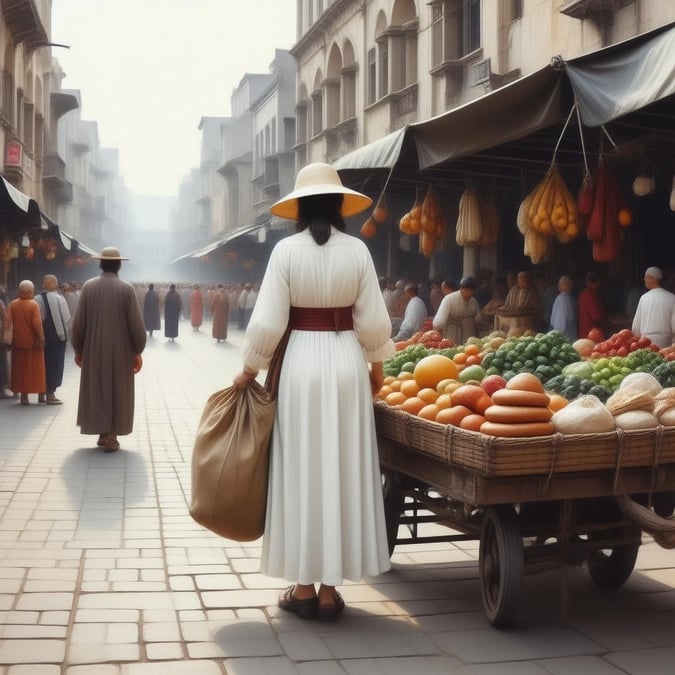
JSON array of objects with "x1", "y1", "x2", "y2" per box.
[
  {"x1": 92, "y1": 246, "x2": 128, "y2": 260},
  {"x1": 270, "y1": 162, "x2": 372, "y2": 220}
]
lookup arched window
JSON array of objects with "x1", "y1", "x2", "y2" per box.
[
  {"x1": 326, "y1": 43, "x2": 342, "y2": 128},
  {"x1": 391, "y1": 0, "x2": 418, "y2": 91},
  {"x1": 296, "y1": 82, "x2": 309, "y2": 143},
  {"x1": 311, "y1": 69, "x2": 323, "y2": 136},
  {"x1": 375, "y1": 11, "x2": 388, "y2": 99},
  {"x1": 342, "y1": 39, "x2": 357, "y2": 119}
]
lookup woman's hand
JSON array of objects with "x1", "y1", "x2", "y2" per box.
[
  {"x1": 133, "y1": 354, "x2": 143, "y2": 374},
  {"x1": 74, "y1": 353, "x2": 83, "y2": 367},
  {"x1": 369, "y1": 362, "x2": 384, "y2": 397},
  {"x1": 233, "y1": 367, "x2": 258, "y2": 389}
]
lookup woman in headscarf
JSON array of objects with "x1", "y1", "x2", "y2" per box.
[
  {"x1": 233, "y1": 163, "x2": 394, "y2": 621},
  {"x1": 6, "y1": 280, "x2": 46, "y2": 405}
]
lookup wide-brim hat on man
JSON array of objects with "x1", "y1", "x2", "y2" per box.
[
  {"x1": 92, "y1": 246, "x2": 128, "y2": 260},
  {"x1": 270, "y1": 162, "x2": 372, "y2": 220}
]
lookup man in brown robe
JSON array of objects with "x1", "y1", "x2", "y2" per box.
[
  {"x1": 71, "y1": 247, "x2": 146, "y2": 452},
  {"x1": 495, "y1": 270, "x2": 541, "y2": 335},
  {"x1": 6, "y1": 280, "x2": 46, "y2": 404},
  {"x1": 210, "y1": 284, "x2": 230, "y2": 342}
]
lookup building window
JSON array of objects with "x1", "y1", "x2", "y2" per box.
[
  {"x1": 367, "y1": 48, "x2": 376, "y2": 104},
  {"x1": 378, "y1": 40, "x2": 388, "y2": 98},
  {"x1": 296, "y1": 101, "x2": 308, "y2": 143},
  {"x1": 436, "y1": 0, "x2": 482, "y2": 61},
  {"x1": 431, "y1": 3, "x2": 443, "y2": 68},
  {"x1": 311, "y1": 90, "x2": 323, "y2": 136},
  {"x1": 24, "y1": 101, "x2": 34, "y2": 152}
]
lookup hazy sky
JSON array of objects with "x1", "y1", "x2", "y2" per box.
[{"x1": 51, "y1": 0, "x2": 297, "y2": 196}]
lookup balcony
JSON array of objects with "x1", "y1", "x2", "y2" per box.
[
  {"x1": 559, "y1": 0, "x2": 633, "y2": 19},
  {"x1": 1, "y1": 0, "x2": 48, "y2": 52},
  {"x1": 42, "y1": 153, "x2": 65, "y2": 188},
  {"x1": 56, "y1": 180, "x2": 73, "y2": 204},
  {"x1": 324, "y1": 118, "x2": 358, "y2": 163}
]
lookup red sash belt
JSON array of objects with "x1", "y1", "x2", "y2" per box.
[{"x1": 288, "y1": 306, "x2": 354, "y2": 332}]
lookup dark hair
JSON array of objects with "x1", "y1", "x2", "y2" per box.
[
  {"x1": 148, "y1": 283, "x2": 154, "y2": 290},
  {"x1": 169, "y1": 284, "x2": 176, "y2": 290},
  {"x1": 296, "y1": 193, "x2": 346, "y2": 245},
  {"x1": 100, "y1": 259, "x2": 121, "y2": 273}
]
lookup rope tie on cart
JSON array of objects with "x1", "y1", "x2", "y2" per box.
[
  {"x1": 649, "y1": 425, "x2": 664, "y2": 508},
  {"x1": 543, "y1": 433, "x2": 563, "y2": 496},
  {"x1": 612, "y1": 428, "x2": 625, "y2": 494}
]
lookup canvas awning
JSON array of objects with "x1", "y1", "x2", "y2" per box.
[
  {"x1": 40, "y1": 212, "x2": 96, "y2": 257},
  {"x1": 332, "y1": 128, "x2": 408, "y2": 172},
  {"x1": 169, "y1": 222, "x2": 268, "y2": 265},
  {"x1": 412, "y1": 66, "x2": 565, "y2": 170},
  {"x1": 0, "y1": 176, "x2": 41, "y2": 228},
  {"x1": 564, "y1": 22, "x2": 675, "y2": 127},
  {"x1": 412, "y1": 22, "x2": 675, "y2": 171}
]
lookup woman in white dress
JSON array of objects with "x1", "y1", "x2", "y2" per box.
[{"x1": 233, "y1": 163, "x2": 395, "y2": 621}]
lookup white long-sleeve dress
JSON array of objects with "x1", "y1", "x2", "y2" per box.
[{"x1": 241, "y1": 227, "x2": 395, "y2": 586}]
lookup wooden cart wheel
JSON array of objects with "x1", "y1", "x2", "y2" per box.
[
  {"x1": 479, "y1": 505, "x2": 524, "y2": 627},
  {"x1": 587, "y1": 499, "x2": 640, "y2": 591},
  {"x1": 381, "y1": 471, "x2": 405, "y2": 557}
]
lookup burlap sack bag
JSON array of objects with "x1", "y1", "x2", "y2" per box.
[{"x1": 190, "y1": 380, "x2": 275, "y2": 541}]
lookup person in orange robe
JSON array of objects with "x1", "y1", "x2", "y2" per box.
[
  {"x1": 190, "y1": 284, "x2": 203, "y2": 331},
  {"x1": 6, "y1": 280, "x2": 46, "y2": 405}
]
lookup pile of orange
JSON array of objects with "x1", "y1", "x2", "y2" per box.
[{"x1": 378, "y1": 358, "x2": 569, "y2": 432}]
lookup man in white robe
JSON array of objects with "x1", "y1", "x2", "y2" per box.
[
  {"x1": 632, "y1": 266, "x2": 675, "y2": 348},
  {"x1": 433, "y1": 276, "x2": 480, "y2": 344},
  {"x1": 392, "y1": 284, "x2": 427, "y2": 341}
]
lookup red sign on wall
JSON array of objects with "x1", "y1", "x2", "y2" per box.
[{"x1": 5, "y1": 140, "x2": 22, "y2": 167}]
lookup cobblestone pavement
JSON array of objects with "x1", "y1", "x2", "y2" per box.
[{"x1": 1, "y1": 320, "x2": 675, "y2": 674}]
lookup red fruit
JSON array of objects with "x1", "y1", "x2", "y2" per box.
[
  {"x1": 587, "y1": 328, "x2": 604, "y2": 343},
  {"x1": 481, "y1": 374, "x2": 507, "y2": 397},
  {"x1": 629, "y1": 341, "x2": 639, "y2": 352},
  {"x1": 617, "y1": 346, "x2": 628, "y2": 357},
  {"x1": 609, "y1": 349, "x2": 617, "y2": 356},
  {"x1": 651, "y1": 343, "x2": 661, "y2": 352}
]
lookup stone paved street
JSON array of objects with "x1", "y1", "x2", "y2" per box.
[{"x1": 1, "y1": 320, "x2": 675, "y2": 673}]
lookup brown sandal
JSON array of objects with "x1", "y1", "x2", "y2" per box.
[
  {"x1": 317, "y1": 591, "x2": 345, "y2": 622},
  {"x1": 278, "y1": 585, "x2": 318, "y2": 619}
]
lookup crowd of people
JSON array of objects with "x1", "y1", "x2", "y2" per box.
[
  {"x1": 380, "y1": 266, "x2": 675, "y2": 346},
  {"x1": 0, "y1": 276, "x2": 263, "y2": 406}
]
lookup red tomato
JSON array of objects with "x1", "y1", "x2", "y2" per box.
[
  {"x1": 629, "y1": 341, "x2": 639, "y2": 352},
  {"x1": 651, "y1": 343, "x2": 661, "y2": 352},
  {"x1": 587, "y1": 328, "x2": 605, "y2": 343},
  {"x1": 618, "y1": 329, "x2": 633, "y2": 340},
  {"x1": 609, "y1": 349, "x2": 617, "y2": 356},
  {"x1": 637, "y1": 336, "x2": 651, "y2": 348},
  {"x1": 617, "y1": 346, "x2": 628, "y2": 357}
]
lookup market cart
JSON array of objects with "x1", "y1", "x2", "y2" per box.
[{"x1": 375, "y1": 401, "x2": 675, "y2": 627}]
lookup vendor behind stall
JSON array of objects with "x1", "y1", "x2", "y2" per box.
[
  {"x1": 433, "y1": 276, "x2": 481, "y2": 344},
  {"x1": 495, "y1": 270, "x2": 541, "y2": 335}
]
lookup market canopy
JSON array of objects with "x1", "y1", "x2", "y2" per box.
[
  {"x1": 0, "y1": 176, "x2": 41, "y2": 229},
  {"x1": 565, "y1": 22, "x2": 675, "y2": 127},
  {"x1": 411, "y1": 66, "x2": 565, "y2": 170},
  {"x1": 169, "y1": 222, "x2": 268, "y2": 265},
  {"x1": 333, "y1": 22, "x2": 674, "y2": 176},
  {"x1": 333, "y1": 128, "x2": 408, "y2": 172}
]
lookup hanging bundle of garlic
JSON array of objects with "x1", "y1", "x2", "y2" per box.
[{"x1": 455, "y1": 188, "x2": 483, "y2": 246}]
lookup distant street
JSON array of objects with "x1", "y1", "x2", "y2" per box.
[{"x1": 0, "y1": 320, "x2": 674, "y2": 673}]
